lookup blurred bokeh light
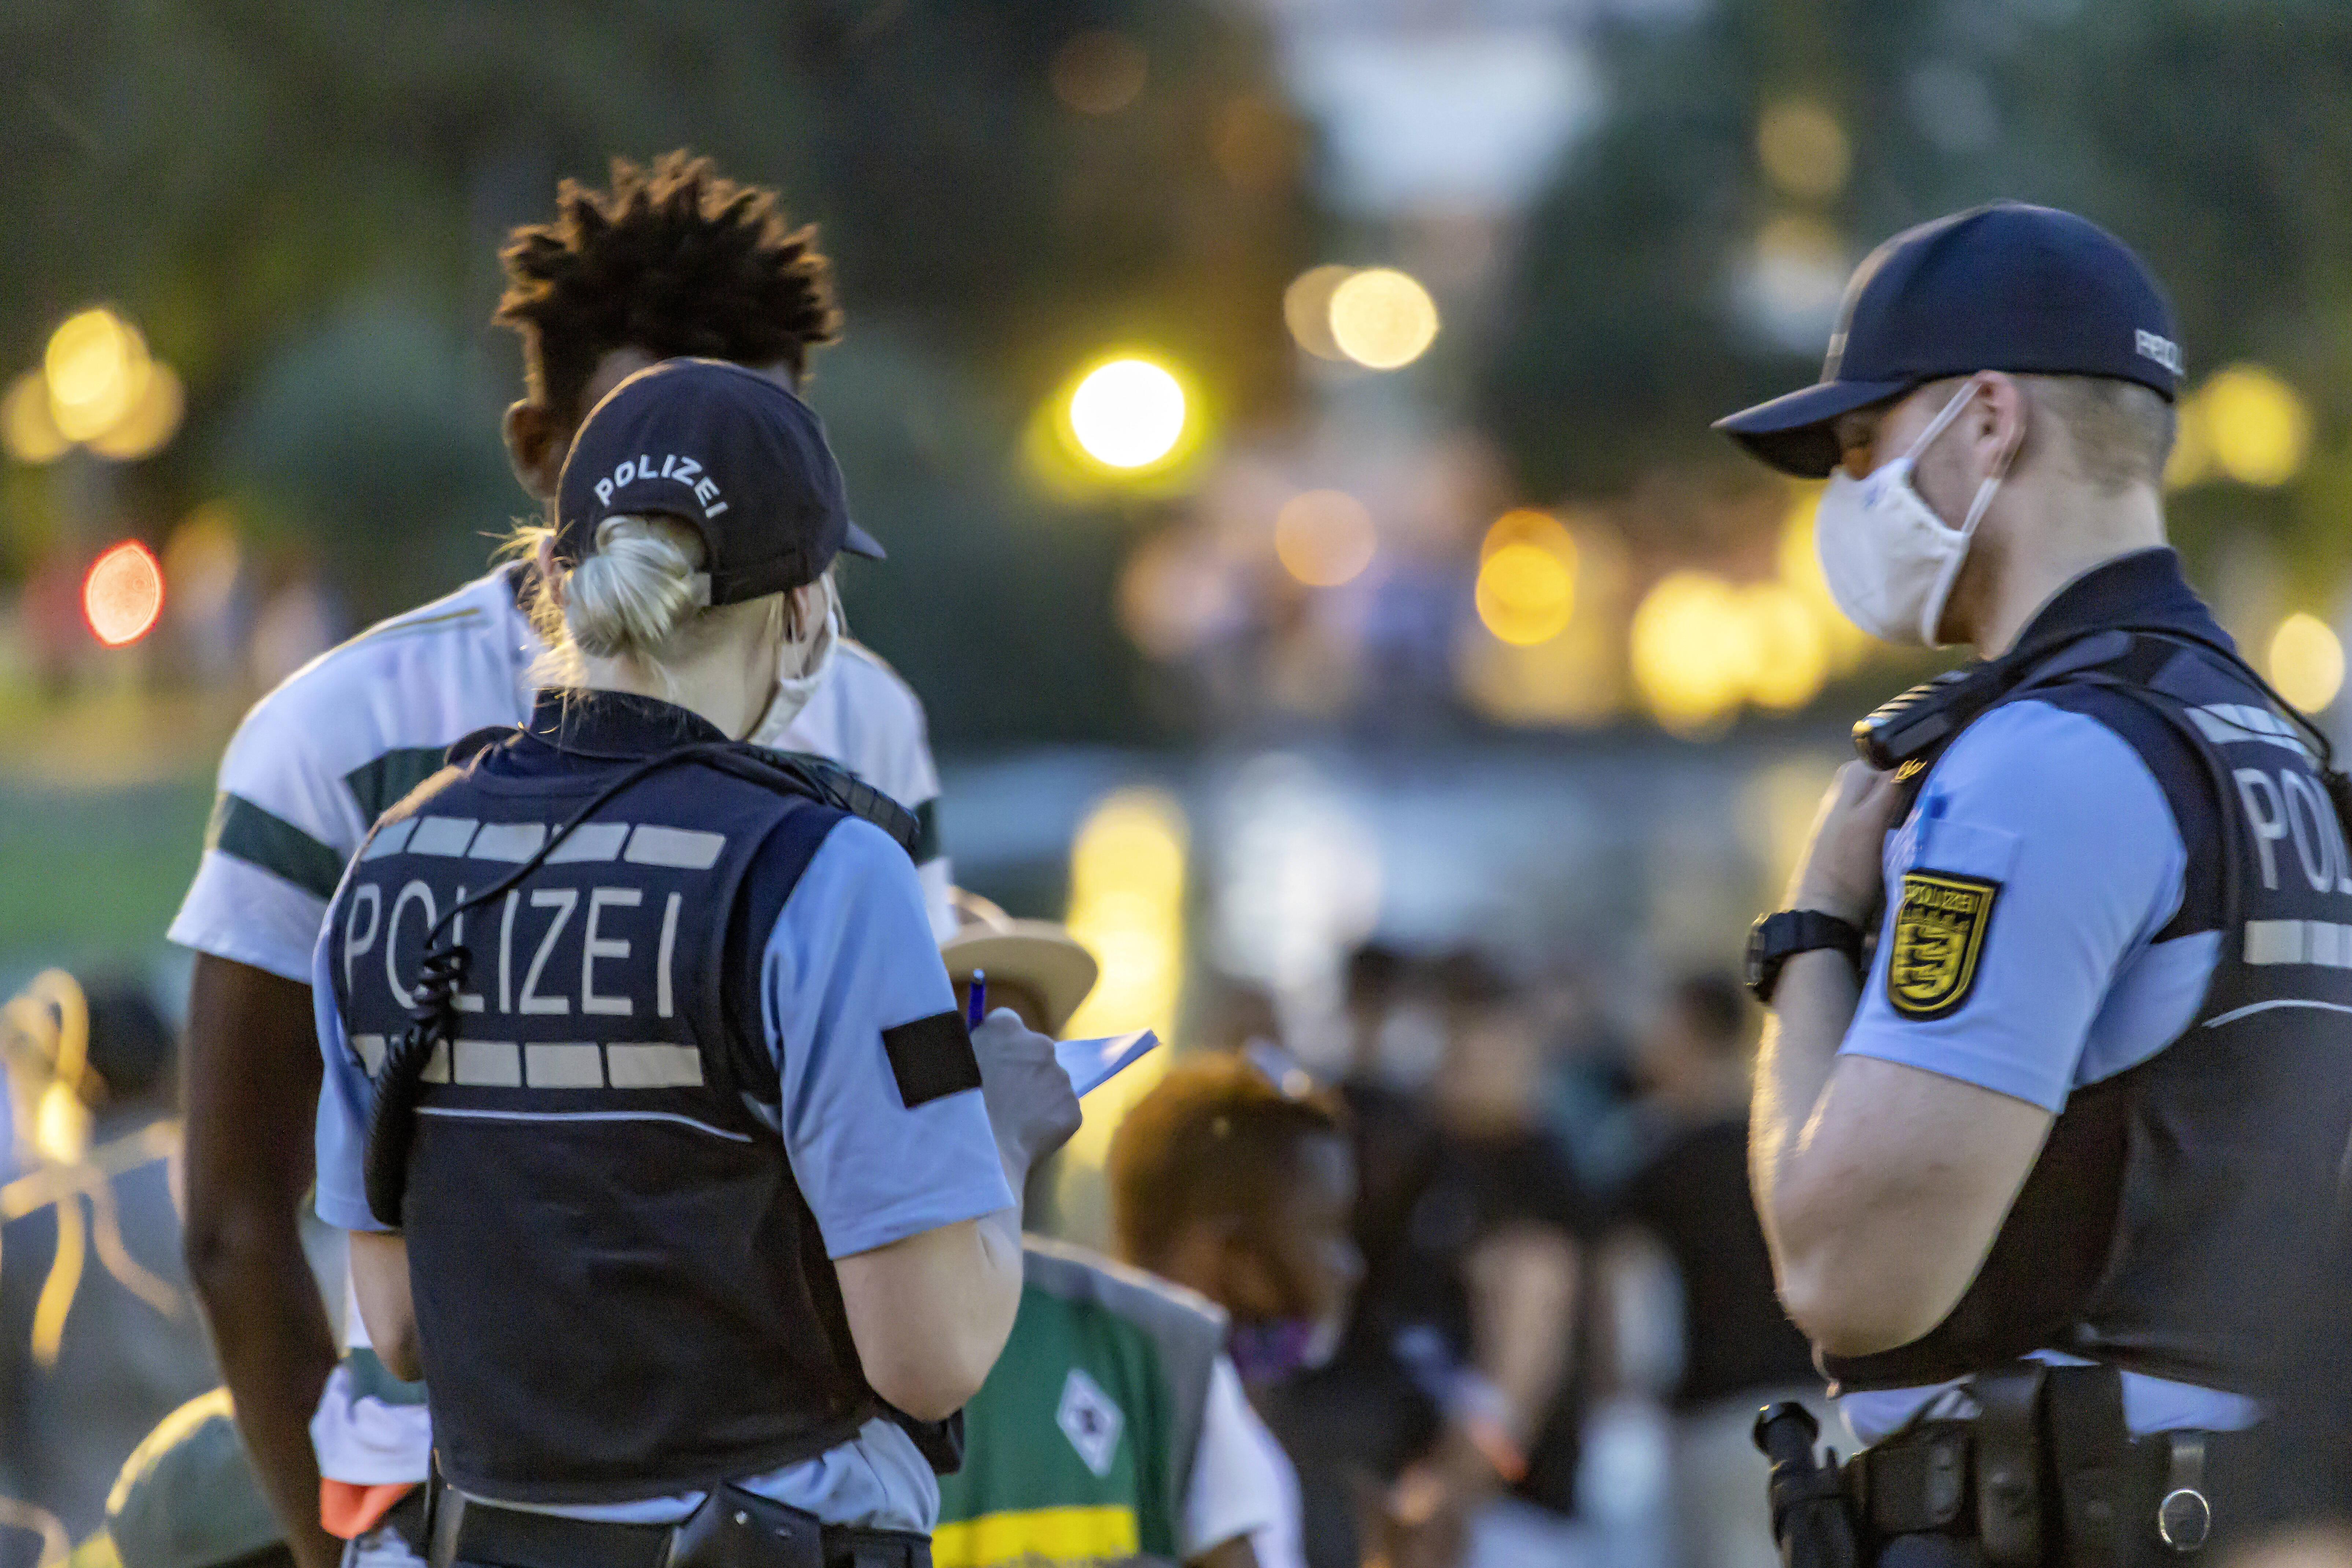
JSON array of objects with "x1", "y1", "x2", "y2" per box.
[
  {"x1": 85, "y1": 361, "x2": 184, "y2": 462},
  {"x1": 1051, "y1": 29, "x2": 1149, "y2": 115},
  {"x1": 162, "y1": 504, "x2": 244, "y2": 626},
  {"x1": 1737, "y1": 582, "x2": 1830, "y2": 711},
  {"x1": 1756, "y1": 99, "x2": 1851, "y2": 200},
  {"x1": 1, "y1": 370, "x2": 69, "y2": 464},
  {"x1": 2199, "y1": 364, "x2": 2311, "y2": 487},
  {"x1": 1283, "y1": 265, "x2": 1354, "y2": 361},
  {"x1": 2270, "y1": 611, "x2": 2344, "y2": 711},
  {"x1": 1058, "y1": 787, "x2": 1189, "y2": 1176},
  {"x1": 1328, "y1": 268, "x2": 1439, "y2": 369},
  {"x1": 1067, "y1": 356, "x2": 1190, "y2": 470},
  {"x1": 1475, "y1": 510, "x2": 1578, "y2": 646},
  {"x1": 1631, "y1": 571, "x2": 1750, "y2": 734},
  {"x1": 83, "y1": 541, "x2": 166, "y2": 648},
  {"x1": 1274, "y1": 489, "x2": 1377, "y2": 587},
  {"x1": 45, "y1": 309, "x2": 150, "y2": 444}
]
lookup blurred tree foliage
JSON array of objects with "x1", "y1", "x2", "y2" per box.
[
  {"x1": 0, "y1": 0, "x2": 1319, "y2": 743},
  {"x1": 1482, "y1": 0, "x2": 2352, "y2": 599}
]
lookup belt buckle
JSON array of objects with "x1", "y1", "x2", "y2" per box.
[
  {"x1": 2156, "y1": 1487, "x2": 2211, "y2": 1552},
  {"x1": 2156, "y1": 1433, "x2": 2212, "y2": 1553}
]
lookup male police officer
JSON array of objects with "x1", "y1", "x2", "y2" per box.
[{"x1": 1721, "y1": 203, "x2": 2352, "y2": 1564}]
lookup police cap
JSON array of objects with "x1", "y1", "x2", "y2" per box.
[
  {"x1": 1715, "y1": 202, "x2": 2183, "y2": 478},
  {"x1": 556, "y1": 358, "x2": 884, "y2": 605}
]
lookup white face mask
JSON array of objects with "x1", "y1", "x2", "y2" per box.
[
  {"x1": 1813, "y1": 377, "x2": 2006, "y2": 647},
  {"x1": 749, "y1": 574, "x2": 840, "y2": 742}
]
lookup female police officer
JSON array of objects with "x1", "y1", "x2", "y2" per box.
[{"x1": 307, "y1": 357, "x2": 1080, "y2": 1568}]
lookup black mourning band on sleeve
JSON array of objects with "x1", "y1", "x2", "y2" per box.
[{"x1": 882, "y1": 1010, "x2": 983, "y2": 1108}]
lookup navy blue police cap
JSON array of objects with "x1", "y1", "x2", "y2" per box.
[
  {"x1": 556, "y1": 358, "x2": 883, "y2": 604},
  {"x1": 1715, "y1": 202, "x2": 2183, "y2": 478}
]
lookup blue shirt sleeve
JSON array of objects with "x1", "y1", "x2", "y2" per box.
[
  {"x1": 312, "y1": 899, "x2": 391, "y2": 1233},
  {"x1": 764, "y1": 816, "x2": 1013, "y2": 1259},
  {"x1": 1841, "y1": 699, "x2": 2187, "y2": 1112}
]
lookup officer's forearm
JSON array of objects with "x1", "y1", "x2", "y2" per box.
[
  {"x1": 836, "y1": 1211, "x2": 1023, "y2": 1419},
  {"x1": 1749, "y1": 948, "x2": 1862, "y2": 1273}
]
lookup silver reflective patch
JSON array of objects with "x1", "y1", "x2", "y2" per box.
[
  {"x1": 526, "y1": 1042, "x2": 605, "y2": 1088},
  {"x1": 624, "y1": 825, "x2": 727, "y2": 870},
  {"x1": 453, "y1": 1039, "x2": 522, "y2": 1086},
  {"x1": 361, "y1": 820, "x2": 417, "y2": 861},
  {"x1": 546, "y1": 823, "x2": 628, "y2": 864},
  {"x1": 605, "y1": 1043, "x2": 705, "y2": 1088},
  {"x1": 410, "y1": 817, "x2": 481, "y2": 857},
  {"x1": 471, "y1": 822, "x2": 548, "y2": 863}
]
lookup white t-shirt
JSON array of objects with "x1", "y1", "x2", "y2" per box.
[
  {"x1": 1185, "y1": 1357, "x2": 1298, "y2": 1564},
  {"x1": 169, "y1": 564, "x2": 953, "y2": 1487}
]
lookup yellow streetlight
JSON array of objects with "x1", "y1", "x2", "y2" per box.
[
  {"x1": 1066, "y1": 356, "x2": 1189, "y2": 471},
  {"x1": 1328, "y1": 269, "x2": 1439, "y2": 370}
]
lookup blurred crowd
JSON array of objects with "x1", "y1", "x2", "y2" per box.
[{"x1": 0, "y1": 927, "x2": 1833, "y2": 1568}]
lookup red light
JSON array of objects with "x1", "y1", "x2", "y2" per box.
[{"x1": 84, "y1": 540, "x2": 164, "y2": 647}]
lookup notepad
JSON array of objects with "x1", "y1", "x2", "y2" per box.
[{"x1": 1054, "y1": 1030, "x2": 1161, "y2": 1098}]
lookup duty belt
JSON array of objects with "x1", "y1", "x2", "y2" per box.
[
  {"x1": 1758, "y1": 1365, "x2": 2265, "y2": 1568},
  {"x1": 427, "y1": 1482, "x2": 932, "y2": 1568}
]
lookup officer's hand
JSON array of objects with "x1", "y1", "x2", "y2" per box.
[
  {"x1": 1788, "y1": 760, "x2": 1905, "y2": 926},
  {"x1": 970, "y1": 1009, "x2": 1083, "y2": 1183}
]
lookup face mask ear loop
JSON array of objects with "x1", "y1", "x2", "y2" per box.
[{"x1": 1913, "y1": 377, "x2": 2011, "y2": 646}]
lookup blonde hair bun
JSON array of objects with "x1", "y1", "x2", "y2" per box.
[{"x1": 563, "y1": 515, "x2": 709, "y2": 660}]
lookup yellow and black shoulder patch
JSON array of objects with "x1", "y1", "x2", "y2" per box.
[{"x1": 1887, "y1": 870, "x2": 2001, "y2": 1020}]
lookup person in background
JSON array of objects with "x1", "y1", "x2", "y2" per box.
[
  {"x1": 1276, "y1": 952, "x2": 1586, "y2": 1568},
  {"x1": 933, "y1": 897, "x2": 1279, "y2": 1568},
  {"x1": 1109, "y1": 1057, "x2": 1365, "y2": 1568},
  {"x1": 0, "y1": 978, "x2": 213, "y2": 1552},
  {"x1": 166, "y1": 151, "x2": 953, "y2": 1568},
  {"x1": 65, "y1": 1389, "x2": 290, "y2": 1568},
  {"x1": 1612, "y1": 972, "x2": 1821, "y2": 1568}
]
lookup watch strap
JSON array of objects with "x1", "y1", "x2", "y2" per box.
[{"x1": 1747, "y1": 909, "x2": 1864, "y2": 1006}]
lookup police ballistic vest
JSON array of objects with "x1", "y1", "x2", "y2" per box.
[
  {"x1": 1826, "y1": 628, "x2": 2352, "y2": 1398},
  {"x1": 328, "y1": 721, "x2": 881, "y2": 1505}
]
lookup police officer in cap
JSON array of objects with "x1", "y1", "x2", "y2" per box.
[
  {"x1": 1719, "y1": 203, "x2": 2352, "y2": 1565},
  {"x1": 310, "y1": 357, "x2": 1081, "y2": 1567}
]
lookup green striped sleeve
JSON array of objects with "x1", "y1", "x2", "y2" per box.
[
  {"x1": 344, "y1": 747, "x2": 453, "y2": 824},
  {"x1": 205, "y1": 792, "x2": 345, "y2": 901}
]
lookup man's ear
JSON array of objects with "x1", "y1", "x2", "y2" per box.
[
  {"x1": 1976, "y1": 373, "x2": 2029, "y2": 479},
  {"x1": 504, "y1": 400, "x2": 564, "y2": 502}
]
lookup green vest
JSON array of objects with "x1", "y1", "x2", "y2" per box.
[{"x1": 934, "y1": 1239, "x2": 1225, "y2": 1568}]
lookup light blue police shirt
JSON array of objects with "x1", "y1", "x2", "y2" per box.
[
  {"x1": 314, "y1": 813, "x2": 1014, "y2": 1527},
  {"x1": 1833, "y1": 698, "x2": 2259, "y2": 1443}
]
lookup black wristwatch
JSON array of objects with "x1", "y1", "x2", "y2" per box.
[{"x1": 1745, "y1": 910, "x2": 1864, "y2": 1006}]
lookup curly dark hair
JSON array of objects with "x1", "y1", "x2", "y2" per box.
[
  {"x1": 1109, "y1": 1053, "x2": 1347, "y2": 1270},
  {"x1": 496, "y1": 151, "x2": 841, "y2": 422}
]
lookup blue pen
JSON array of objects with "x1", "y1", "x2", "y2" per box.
[{"x1": 966, "y1": 969, "x2": 986, "y2": 1027}]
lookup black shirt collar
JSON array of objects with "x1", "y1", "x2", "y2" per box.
[
  {"x1": 2009, "y1": 546, "x2": 2228, "y2": 656},
  {"x1": 521, "y1": 687, "x2": 729, "y2": 763}
]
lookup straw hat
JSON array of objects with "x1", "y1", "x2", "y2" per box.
[{"x1": 939, "y1": 890, "x2": 1099, "y2": 1036}]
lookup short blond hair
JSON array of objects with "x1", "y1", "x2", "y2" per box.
[{"x1": 2028, "y1": 375, "x2": 2175, "y2": 492}]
